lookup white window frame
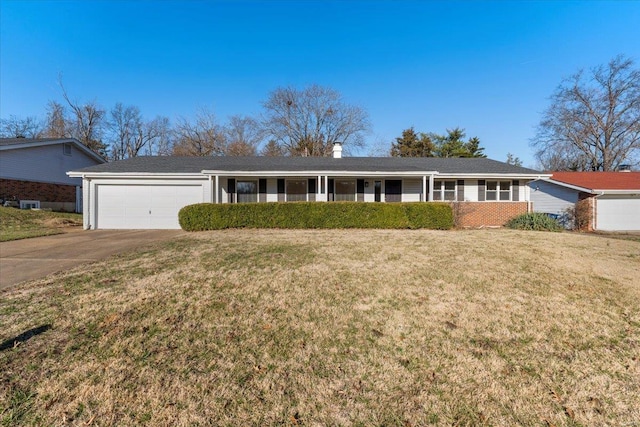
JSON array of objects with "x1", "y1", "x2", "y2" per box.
[
  {"x1": 236, "y1": 180, "x2": 258, "y2": 203},
  {"x1": 286, "y1": 179, "x2": 308, "y2": 202},
  {"x1": 486, "y1": 181, "x2": 512, "y2": 201},
  {"x1": 433, "y1": 180, "x2": 457, "y2": 201}
]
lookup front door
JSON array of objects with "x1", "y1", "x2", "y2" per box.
[
  {"x1": 374, "y1": 181, "x2": 381, "y2": 202},
  {"x1": 385, "y1": 180, "x2": 402, "y2": 202}
]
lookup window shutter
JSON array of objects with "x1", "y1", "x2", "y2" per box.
[
  {"x1": 277, "y1": 179, "x2": 285, "y2": 202},
  {"x1": 357, "y1": 179, "x2": 365, "y2": 202},
  {"x1": 457, "y1": 180, "x2": 464, "y2": 202},
  {"x1": 478, "y1": 180, "x2": 486, "y2": 201},
  {"x1": 308, "y1": 179, "x2": 316, "y2": 202},
  {"x1": 328, "y1": 178, "x2": 334, "y2": 201},
  {"x1": 228, "y1": 179, "x2": 236, "y2": 203},
  {"x1": 259, "y1": 179, "x2": 267, "y2": 203},
  {"x1": 512, "y1": 180, "x2": 519, "y2": 201}
]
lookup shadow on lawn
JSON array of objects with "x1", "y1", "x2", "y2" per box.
[{"x1": 0, "y1": 324, "x2": 51, "y2": 351}]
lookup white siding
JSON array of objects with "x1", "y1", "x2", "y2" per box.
[
  {"x1": 0, "y1": 144, "x2": 102, "y2": 185},
  {"x1": 364, "y1": 179, "x2": 375, "y2": 202},
  {"x1": 219, "y1": 178, "x2": 228, "y2": 203},
  {"x1": 267, "y1": 178, "x2": 278, "y2": 202},
  {"x1": 529, "y1": 180, "x2": 579, "y2": 215},
  {"x1": 402, "y1": 179, "x2": 422, "y2": 202},
  {"x1": 463, "y1": 180, "x2": 479, "y2": 201}
]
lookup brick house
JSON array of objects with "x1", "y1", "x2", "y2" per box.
[
  {"x1": 0, "y1": 138, "x2": 106, "y2": 212},
  {"x1": 68, "y1": 144, "x2": 549, "y2": 230}
]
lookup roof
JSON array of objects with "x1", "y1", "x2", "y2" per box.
[
  {"x1": 69, "y1": 155, "x2": 543, "y2": 176},
  {"x1": 0, "y1": 137, "x2": 106, "y2": 163},
  {"x1": 550, "y1": 171, "x2": 640, "y2": 191}
]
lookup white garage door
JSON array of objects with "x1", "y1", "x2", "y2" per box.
[
  {"x1": 96, "y1": 184, "x2": 203, "y2": 229},
  {"x1": 596, "y1": 196, "x2": 640, "y2": 231}
]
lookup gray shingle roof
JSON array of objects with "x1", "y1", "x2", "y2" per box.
[{"x1": 71, "y1": 156, "x2": 542, "y2": 175}]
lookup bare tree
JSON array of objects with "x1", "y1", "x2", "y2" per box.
[
  {"x1": 224, "y1": 115, "x2": 263, "y2": 156},
  {"x1": 43, "y1": 101, "x2": 70, "y2": 138},
  {"x1": 145, "y1": 116, "x2": 173, "y2": 156},
  {"x1": 109, "y1": 103, "x2": 172, "y2": 159},
  {"x1": 59, "y1": 77, "x2": 106, "y2": 155},
  {"x1": 533, "y1": 55, "x2": 640, "y2": 171},
  {"x1": 172, "y1": 108, "x2": 226, "y2": 156},
  {"x1": 262, "y1": 84, "x2": 370, "y2": 156},
  {"x1": 0, "y1": 115, "x2": 43, "y2": 138}
]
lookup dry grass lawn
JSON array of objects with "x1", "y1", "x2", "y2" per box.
[
  {"x1": 0, "y1": 207, "x2": 82, "y2": 242},
  {"x1": 1, "y1": 229, "x2": 638, "y2": 426}
]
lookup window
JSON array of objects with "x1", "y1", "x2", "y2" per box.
[
  {"x1": 334, "y1": 179, "x2": 356, "y2": 201},
  {"x1": 286, "y1": 180, "x2": 307, "y2": 202},
  {"x1": 486, "y1": 181, "x2": 511, "y2": 201},
  {"x1": 433, "y1": 180, "x2": 456, "y2": 201},
  {"x1": 63, "y1": 143, "x2": 72, "y2": 155},
  {"x1": 237, "y1": 181, "x2": 257, "y2": 203},
  {"x1": 20, "y1": 200, "x2": 40, "y2": 209}
]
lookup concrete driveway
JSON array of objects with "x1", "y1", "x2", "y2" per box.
[{"x1": 0, "y1": 229, "x2": 186, "y2": 290}]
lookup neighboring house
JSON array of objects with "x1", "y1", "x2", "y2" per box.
[
  {"x1": 68, "y1": 144, "x2": 548, "y2": 230},
  {"x1": 0, "y1": 138, "x2": 106, "y2": 212},
  {"x1": 529, "y1": 171, "x2": 640, "y2": 231}
]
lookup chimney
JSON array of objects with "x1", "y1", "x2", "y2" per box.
[{"x1": 332, "y1": 142, "x2": 343, "y2": 159}]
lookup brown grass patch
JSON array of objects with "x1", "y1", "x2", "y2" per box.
[{"x1": 1, "y1": 229, "x2": 638, "y2": 426}]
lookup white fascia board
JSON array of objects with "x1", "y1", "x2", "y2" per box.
[
  {"x1": 436, "y1": 173, "x2": 552, "y2": 180},
  {"x1": 540, "y1": 178, "x2": 595, "y2": 194},
  {"x1": 66, "y1": 172, "x2": 204, "y2": 179},
  {"x1": 597, "y1": 189, "x2": 640, "y2": 195},
  {"x1": 200, "y1": 170, "x2": 440, "y2": 177}
]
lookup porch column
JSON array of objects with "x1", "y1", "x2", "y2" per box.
[
  {"x1": 422, "y1": 175, "x2": 427, "y2": 202},
  {"x1": 428, "y1": 174, "x2": 434, "y2": 201},
  {"x1": 214, "y1": 175, "x2": 219, "y2": 204},
  {"x1": 324, "y1": 175, "x2": 329, "y2": 202},
  {"x1": 317, "y1": 175, "x2": 321, "y2": 201}
]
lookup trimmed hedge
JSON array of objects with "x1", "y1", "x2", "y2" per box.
[
  {"x1": 505, "y1": 212, "x2": 563, "y2": 232},
  {"x1": 179, "y1": 202, "x2": 453, "y2": 231}
]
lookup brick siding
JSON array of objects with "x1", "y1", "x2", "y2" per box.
[
  {"x1": 453, "y1": 201, "x2": 529, "y2": 228},
  {"x1": 576, "y1": 194, "x2": 595, "y2": 231},
  {"x1": 0, "y1": 178, "x2": 76, "y2": 203}
]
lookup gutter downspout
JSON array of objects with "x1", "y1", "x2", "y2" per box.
[{"x1": 85, "y1": 177, "x2": 92, "y2": 230}]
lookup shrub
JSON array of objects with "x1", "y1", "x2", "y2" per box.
[
  {"x1": 179, "y1": 202, "x2": 453, "y2": 231},
  {"x1": 505, "y1": 212, "x2": 563, "y2": 232}
]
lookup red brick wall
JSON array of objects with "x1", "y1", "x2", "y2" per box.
[
  {"x1": 453, "y1": 201, "x2": 529, "y2": 228},
  {"x1": 0, "y1": 178, "x2": 76, "y2": 203},
  {"x1": 576, "y1": 194, "x2": 595, "y2": 231}
]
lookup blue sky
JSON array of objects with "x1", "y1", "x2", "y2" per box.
[{"x1": 1, "y1": 0, "x2": 639, "y2": 166}]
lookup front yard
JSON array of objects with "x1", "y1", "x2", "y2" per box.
[
  {"x1": 0, "y1": 207, "x2": 82, "y2": 242},
  {"x1": 1, "y1": 229, "x2": 638, "y2": 426}
]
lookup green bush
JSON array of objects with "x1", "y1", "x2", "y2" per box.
[
  {"x1": 505, "y1": 212, "x2": 563, "y2": 232},
  {"x1": 179, "y1": 202, "x2": 453, "y2": 231}
]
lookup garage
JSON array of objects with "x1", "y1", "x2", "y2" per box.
[
  {"x1": 95, "y1": 184, "x2": 203, "y2": 229},
  {"x1": 596, "y1": 195, "x2": 640, "y2": 231}
]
